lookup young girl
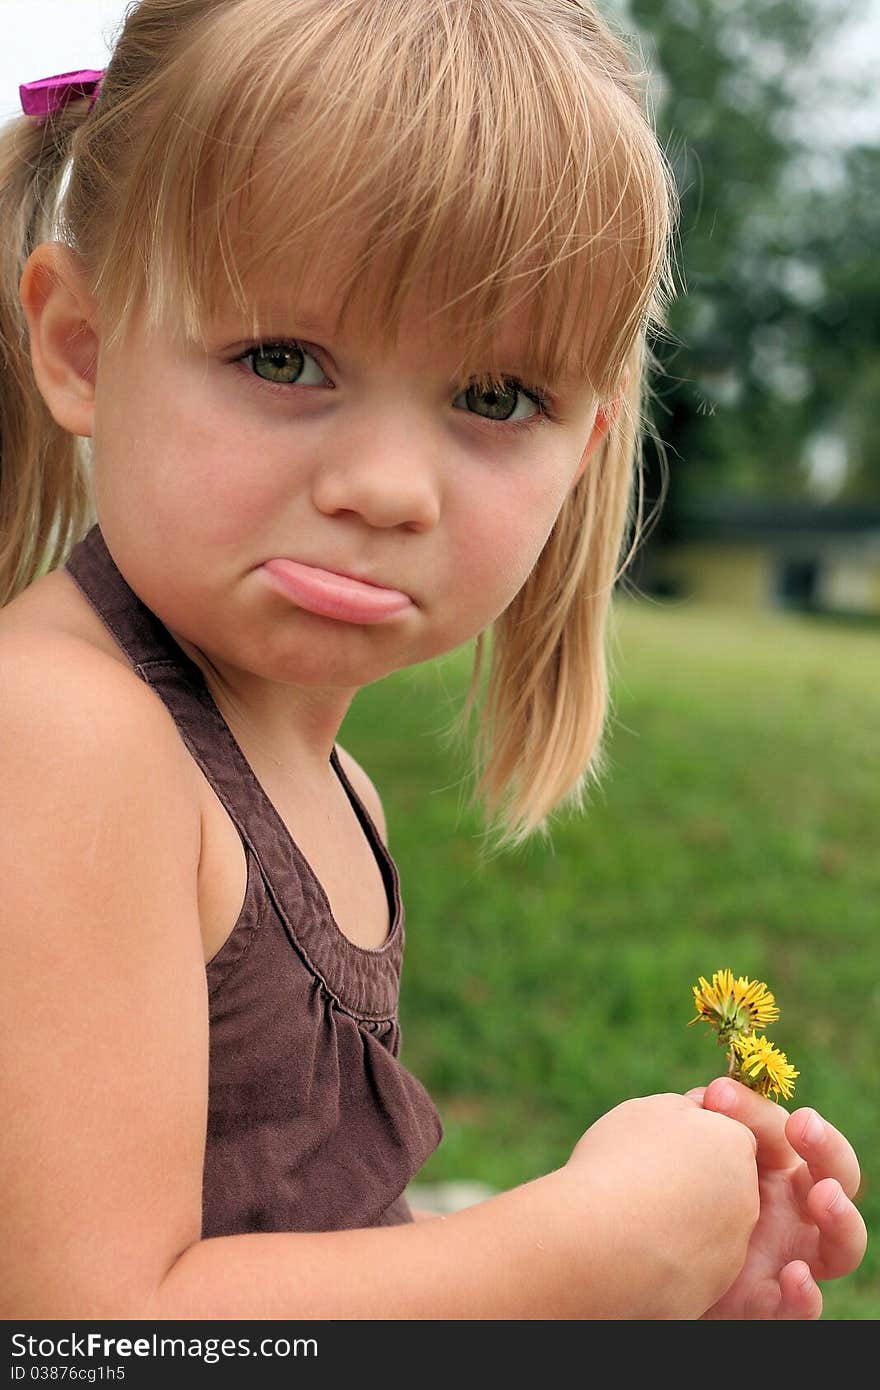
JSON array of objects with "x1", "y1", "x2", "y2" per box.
[{"x1": 0, "y1": 0, "x2": 865, "y2": 1320}]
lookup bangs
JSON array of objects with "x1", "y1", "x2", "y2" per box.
[{"x1": 100, "y1": 0, "x2": 675, "y2": 398}]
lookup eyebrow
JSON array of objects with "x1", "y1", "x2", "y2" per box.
[
  {"x1": 286, "y1": 314, "x2": 329, "y2": 331},
  {"x1": 278, "y1": 311, "x2": 344, "y2": 336}
]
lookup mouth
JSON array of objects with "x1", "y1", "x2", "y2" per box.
[{"x1": 260, "y1": 558, "x2": 414, "y2": 625}]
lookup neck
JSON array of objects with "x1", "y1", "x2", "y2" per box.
[{"x1": 165, "y1": 625, "x2": 356, "y2": 776}]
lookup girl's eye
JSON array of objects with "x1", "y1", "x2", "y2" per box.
[
  {"x1": 452, "y1": 380, "x2": 547, "y2": 427},
  {"x1": 241, "y1": 342, "x2": 327, "y2": 386},
  {"x1": 237, "y1": 344, "x2": 552, "y2": 430}
]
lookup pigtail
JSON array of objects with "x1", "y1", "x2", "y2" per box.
[
  {"x1": 458, "y1": 340, "x2": 650, "y2": 851},
  {"x1": 0, "y1": 103, "x2": 95, "y2": 607}
]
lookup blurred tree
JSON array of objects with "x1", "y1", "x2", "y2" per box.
[
  {"x1": 605, "y1": 0, "x2": 879, "y2": 548},
  {"x1": 796, "y1": 143, "x2": 880, "y2": 503}
]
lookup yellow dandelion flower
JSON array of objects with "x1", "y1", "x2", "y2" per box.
[
  {"x1": 689, "y1": 968, "x2": 779, "y2": 1038},
  {"x1": 731, "y1": 1033, "x2": 799, "y2": 1102}
]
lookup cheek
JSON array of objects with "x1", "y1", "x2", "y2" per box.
[
  {"x1": 93, "y1": 362, "x2": 279, "y2": 542},
  {"x1": 452, "y1": 471, "x2": 574, "y2": 616}
]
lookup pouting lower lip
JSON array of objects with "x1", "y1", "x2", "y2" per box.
[
  {"x1": 260, "y1": 557, "x2": 414, "y2": 624},
  {"x1": 288, "y1": 562, "x2": 400, "y2": 591}
]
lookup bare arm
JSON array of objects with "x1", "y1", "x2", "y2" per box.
[
  {"x1": 0, "y1": 638, "x2": 207, "y2": 1319},
  {"x1": 149, "y1": 1171, "x2": 598, "y2": 1320}
]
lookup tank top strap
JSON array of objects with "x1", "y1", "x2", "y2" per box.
[{"x1": 63, "y1": 522, "x2": 404, "y2": 1020}]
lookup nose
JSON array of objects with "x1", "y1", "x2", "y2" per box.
[{"x1": 310, "y1": 416, "x2": 441, "y2": 532}]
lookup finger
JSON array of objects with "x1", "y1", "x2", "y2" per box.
[
  {"x1": 776, "y1": 1261, "x2": 823, "y2": 1320},
  {"x1": 786, "y1": 1108, "x2": 862, "y2": 1199},
  {"x1": 684, "y1": 1087, "x2": 706, "y2": 1104},
  {"x1": 805, "y1": 1177, "x2": 869, "y2": 1280},
  {"x1": 702, "y1": 1077, "x2": 795, "y2": 1169}
]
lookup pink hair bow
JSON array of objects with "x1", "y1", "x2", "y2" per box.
[{"x1": 19, "y1": 70, "x2": 105, "y2": 119}]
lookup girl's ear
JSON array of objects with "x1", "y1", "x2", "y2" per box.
[
  {"x1": 19, "y1": 242, "x2": 99, "y2": 438},
  {"x1": 572, "y1": 366, "x2": 630, "y2": 487}
]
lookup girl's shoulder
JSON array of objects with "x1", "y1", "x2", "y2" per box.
[
  {"x1": 0, "y1": 566, "x2": 244, "y2": 973},
  {"x1": 0, "y1": 564, "x2": 200, "y2": 800},
  {"x1": 0, "y1": 564, "x2": 138, "y2": 672}
]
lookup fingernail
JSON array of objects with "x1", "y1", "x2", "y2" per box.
[
  {"x1": 803, "y1": 1109, "x2": 825, "y2": 1145},
  {"x1": 712, "y1": 1079, "x2": 737, "y2": 1112},
  {"x1": 825, "y1": 1183, "x2": 845, "y2": 1215}
]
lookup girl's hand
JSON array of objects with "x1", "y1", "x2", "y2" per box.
[
  {"x1": 688, "y1": 1078, "x2": 867, "y2": 1319},
  {"x1": 565, "y1": 1092, "x2": 760, "y2": 1318}
]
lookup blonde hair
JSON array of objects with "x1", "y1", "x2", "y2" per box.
[{"x1": 0, "y1": 0, "x2": 677, "y2": 847}]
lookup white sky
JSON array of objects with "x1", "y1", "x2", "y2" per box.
[{"x1": 3, "y1": 0, "x2": 879, "y2": 138}]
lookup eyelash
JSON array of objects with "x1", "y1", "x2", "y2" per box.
[{"x1": 232, "y1": 339, "x2": 558, "y2": 435}]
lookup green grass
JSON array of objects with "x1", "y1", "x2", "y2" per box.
[{"x1": 339, "y1": 596, "x2": 879, "y2": 1320}]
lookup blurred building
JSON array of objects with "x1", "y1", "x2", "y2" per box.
[{"x1": 643, "y1": 500, "x2": 880, "y2": 617}]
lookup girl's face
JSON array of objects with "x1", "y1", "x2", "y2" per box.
[{"x1": 90, "y1": 266, "x2": 608, "y2": 725}]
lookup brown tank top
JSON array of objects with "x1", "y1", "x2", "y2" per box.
[{"x1": 64, "y1": 523, "x2": 442, "y2": 1236}]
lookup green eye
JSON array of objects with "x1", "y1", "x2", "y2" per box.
[
  {"x1": 453, "y1": 378, "x2": 548, "y2": 427},
  {"x1": 463, "y1": 382, "x2": 519, "y2": 421},
  {"x1": 248, "y1": 344, "x2": 304, "y2": 383}
]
